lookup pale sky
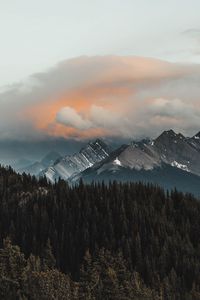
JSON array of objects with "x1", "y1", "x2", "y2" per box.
[
  {"x1": 0, "y1": 0, "x2": 200, "y2": 145},
  {"x1": 1, "y1": 0, "x2": 200, "y2": 86}
]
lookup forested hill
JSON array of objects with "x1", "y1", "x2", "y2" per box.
[{"x1": 0, "y1": 165, "x2": 200, "y2": 299}]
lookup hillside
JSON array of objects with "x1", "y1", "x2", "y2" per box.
[{"x1": 0, "y1": 166, "x2": 200, "y2": 298}]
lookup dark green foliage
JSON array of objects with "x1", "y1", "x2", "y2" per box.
[
  {"x1": 79, "y1": 249, "x2": 158, "y2": 299},
  {"x1": 0, "y1": 237, "x2": 27, "y2": 299},
  {"x1": 0, "y1": 237, "x2": 78, "y2": 299},
  {"x1": 0, "y1": 165, "x2": 200, "y2": 298},
  {"x1": 41, "y1": 238, "x2": 56, "y2": 271},
  {"x1": 0, "y1": 239, "x2": 156, "y2": 299}
]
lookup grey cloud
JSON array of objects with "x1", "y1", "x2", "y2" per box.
[
  {"x1": 182, "y1": 28, "x2": 200, "y2": 35},
  {"x1": 0, "y1": 56, "x2": 200, "y2": 141},
  {"x1": 56, "y1": 107, "x2": 92, "y2": 130}
]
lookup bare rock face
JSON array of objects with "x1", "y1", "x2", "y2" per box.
[
  {"x1": 188, "y1": 132, "x2": 200, "y2": 151},
  {"x1": 154, "y1": 130, "x2": 200, "y2": 176},
  {"x1": 42, "y1": 139, "x2": 110, "y2": 182}
]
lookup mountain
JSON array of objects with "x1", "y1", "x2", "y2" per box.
[
  {"x1": 19, "y1": 151, "x2": 61, "y2": 176},
  {"x1": 72, "y1": 163, "x2": 200, "y2": 196},
  {"x1": 12, "y1": 158, "x2": 33, "y2": 171},
  {"x1": 70, "y1": 130, "x2": 200, "y2": 196},
  {"x1": 19, "y1": 161, "x2": 46, "y2": 176},
  {"x1": 43, "y1": 139, "x2": 110, "y2": 182},
  {"x1": 188, "y1": 131, "x2": 200, "y2": 151},
  {"x1": 40, "y1": 151, "x2": 62, "y2": 168},
  {"x1": 154, "y1": 129, "x2": 200, "y2": 176}
]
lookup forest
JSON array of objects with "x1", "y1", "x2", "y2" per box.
[{"x1": 0, "y1": 165, "x2": 200, "y2": 299}]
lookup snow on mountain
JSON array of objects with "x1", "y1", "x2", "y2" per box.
[
  {"x1": 171, "y1": 161, "x2": 189, "y2": 172},
  {"x1": 113, "y1": 157, "x2": 122, "y2": 166}
]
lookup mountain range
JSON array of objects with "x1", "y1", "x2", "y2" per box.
[
  {"x1": 18, "y1": 129, "x2": 200, "y2": 196},
  {"x1": 19, "y1": 151, "x2": 62, "y2": 175}
]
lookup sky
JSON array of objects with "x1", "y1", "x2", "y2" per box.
[
  {"x1": 0, "y1": 0, "x2": 200, "y2": 149},
  {"x1": 1, "y1": 0, "x2": 200, "y2": 86}
]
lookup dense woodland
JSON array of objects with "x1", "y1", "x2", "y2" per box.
[{"x1": 0, "y1": 165, "x2": 200, "y2": 299}]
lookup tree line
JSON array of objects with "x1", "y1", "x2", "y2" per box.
[{"x1": 0, "y1": 165, "x2": 200, "y2": 299}]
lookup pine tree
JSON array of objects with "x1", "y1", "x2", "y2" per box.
[
  {"x1": 0, "y1": 237, "x2": 27, "y2": 299},
  {"x1": 41, "y1": 239, "x2": 56, "y2": 271}
]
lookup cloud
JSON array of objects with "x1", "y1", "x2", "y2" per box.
[
  {"x1": 180, "y1": 28, "x2": 200, "y2": 59},
  {"x1": 56, "y1": 97, "x2": 200, "y2": 139},
  {"x1": 0, "y1": 55, "x2": 200, "y2": 140},
  {"x1": 56, "y1": 105, "x2": 132, "y2": 137},
  {"x1": 56, "y1": 107, "x2": 92, "y2": 130},
  {"x1": 142, "y1": 98, "x2": 200, "y2": 136},
  {"x1": 149, "y1": 98, "x2": 198, "y2": 118},
  {"x1": 91, "y1": 105, "x2": 134, "y2": 136},
  {"x1": 182, "y1": 28, "x2": 200, "y2": 36}
]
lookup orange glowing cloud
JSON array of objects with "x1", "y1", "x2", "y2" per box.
[
  {"x1": 24, "y1": 78, "x2": 134, "y2": 136},
  {"x1": 1, "y1": 55, "x2": 200, "y2": 140}
]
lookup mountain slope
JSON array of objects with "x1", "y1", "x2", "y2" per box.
[
  {"x1": 19, "y1": 151, "x2": 61, "y2": 176},
  {"x1": 43, "y1": 139, "x2": 110, "y2": 182},
  {"x1": 71, "y1": 130, "x2": 200, "y2": 196},
  {"x1": 188, "y1": 131, "x2": 200, "y2": 151},
  {"x1": 1, "y1": 165, "x2": 200, "y2": 298},
  {"x1": 73, "y1": 163, "x2": 200, "y2": 196},
  {"x1": 154, "y1": 129, "x2": 200, "y2": 176}
]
